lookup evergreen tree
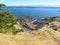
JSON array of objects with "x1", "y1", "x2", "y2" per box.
[
  {"x1": 0, "y1": 4, "x2": 5, "y2": 10},
  {"x1": 0, "y1": 4, "x2": 17, "y2": 28}
]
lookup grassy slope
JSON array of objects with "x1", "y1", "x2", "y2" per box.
[{"x1": 0, "y1": 21, "x2": 60, "y2": 45}]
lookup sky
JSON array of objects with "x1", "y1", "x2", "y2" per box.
[{"x1": 0, "y1": 0, "x2": 60, "y2": 6}]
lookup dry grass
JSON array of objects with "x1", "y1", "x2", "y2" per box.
[{"x1": 0, "y1": 21, "x2": 60, "y2": 45}]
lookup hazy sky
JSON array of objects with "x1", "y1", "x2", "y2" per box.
[{"x1": 0, "y1": 0, "x2": 60, "y2": 6}]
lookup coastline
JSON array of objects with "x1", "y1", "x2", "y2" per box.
[{"x1": 0, "y1": 16, "x2": 60, "y2": 45}]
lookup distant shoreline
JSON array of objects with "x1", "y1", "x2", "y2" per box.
[{"x1": 2, "y1": 6, "x2": 60, "y2": 8}]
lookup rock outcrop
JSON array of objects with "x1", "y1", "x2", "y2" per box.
[
  {"x1": 18, "y1": 16, "x2": 60, "y2": 31},
  {"x1": 18, "y1": 17, "x2": 38, "y2": 31}
]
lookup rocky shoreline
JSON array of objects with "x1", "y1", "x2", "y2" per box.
[{"x1": 17, "y1": 16, "x2": 60, "y2": 31}]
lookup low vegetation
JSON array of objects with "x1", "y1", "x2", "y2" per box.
[
  {"x1": 0, "y1": 4, "x2": 22, "y2": 34},
  {"x1": 0, "y1": 26, "x2": 22, "y2": 34}
]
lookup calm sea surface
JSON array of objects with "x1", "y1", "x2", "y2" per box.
[{"x1": 3, "y1": 6, "x2": 60, "y2": 19}]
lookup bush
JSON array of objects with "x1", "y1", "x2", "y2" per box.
[
  {"x1": 0, "y1": 4, "x2": 21, "y2": 34},
  {"x1": 8, "y1": 27, "x2": 22, "y2": 34},
  {"x1": 0, "y1": 26, "x2": 22, "y2": 34},
  {"x1": 0, "y1": 28, "x2": 7, "y2": 33}
]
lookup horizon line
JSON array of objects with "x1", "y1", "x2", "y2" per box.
[
  {"x1": 5, "y1": 2, "x2": 60, "y2": 7},
  {"x1": 5, "y1": 5, "x2": 60, "y2": 7}
]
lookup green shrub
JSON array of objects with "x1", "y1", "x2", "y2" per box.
[
  {"x1": 8, "y1": 27, "x2": 22, "y2": 34},
  {"x1": 0, "y1": 28, "x2": 7, "y2": 33},
  {"x1": 0, "y1": 4, "x2": 21, "y2": 34},
  {"x1": 0, "y1": 26, "x2": 22, "y2": 34}
]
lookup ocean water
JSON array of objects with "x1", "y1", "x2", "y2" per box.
[{"x1": 3, "y1": 6, "x2": 60, "y2": 19}]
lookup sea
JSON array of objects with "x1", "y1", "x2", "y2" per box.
[{"x1": 2, "y1": 6, "x2": 60, "y2": 19}]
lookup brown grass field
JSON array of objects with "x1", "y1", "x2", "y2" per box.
[{"x1": 0, "y1": 21, "x2": 60, "y2": 45}]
